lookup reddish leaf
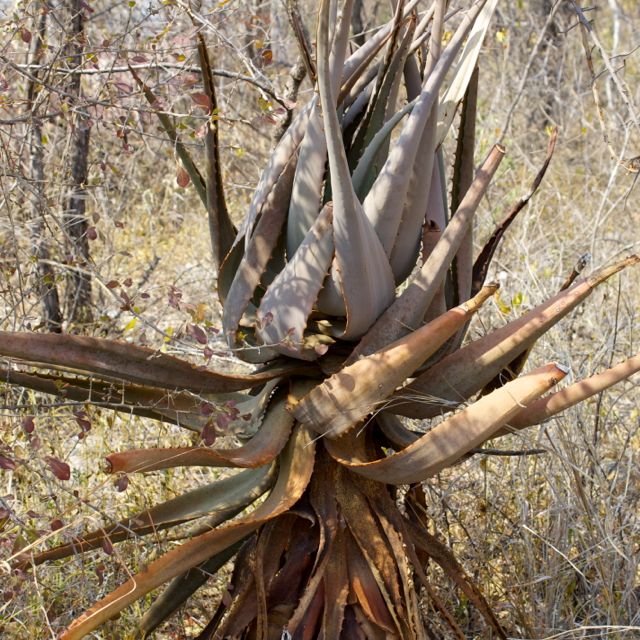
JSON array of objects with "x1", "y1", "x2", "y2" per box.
[
  {"x1": 201, "y1": 420, "x2": 216, "y2": 446},
  {"x1": 188, "y1": 324, "x2": 208, "y2": 345},
  {"x1": 190, "y1": 92, "x2": 211, "y2": 112},
  {"x1": 113, "y1": 82, "x2": 133, "y2": 95},
  {"x1": 0, "y1": 455, "x2": 17, "y2": 471},
  {"x1": 22, "y1": 416, "x2": 35, "y2": 434},
  {"x1": 21, "y1": 28, "x2": 32, "y2": 43},
  {"x1": 101, "y1": 537, "x2": 114, "y2": 556},
  {"x1": 106, "y1": 280, "x2": 119, "y2": 289},
  {"x1": 114, "y1": 475, "x2": 129, "y2": 492},
  {"x1": 74, "y1": 410, "x2": 91, "y2": 432},
  {"x1": 86, "y1": 227, "x2": 98, "y2": 241},
  {"x1": 215, "y1": 412, "x2": 232, "y2": 431},
  {"x1": 50, "y1": 519, "x2": 64, "y2": 531},
  {"x1": 200, "y1": 402, "x2": 214, "y2": 416},
  {"x1": 45, "y1": 456, "x2": 71, "y2": 481},
  {"x1": 177, "y1": 166, "x2": 190, "y2": 188}
]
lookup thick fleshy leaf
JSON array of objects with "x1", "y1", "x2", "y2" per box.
[
  {"x1": 393, "y1": 256, "x2": 639, "y2": 419},
  {"x1": 315, "y1": 0, "x2": 395, "y2": 339},
  {"x1": 347, "y1": 3, "x2": 412, "y2": 177},
  {"x1": 435, "y1": 0, "x2": 499, "y2": 145},
  {"x1": 354, "y1": 144, "x2": 505, "y2": 358},
  {"x1": 139, "y1": 540, "x2": 244, "y2": 637},
  {"x1": 376, "y1": 413, "x2": 420, "y2": 449},
  {"x1": 326, "y1": 363, "x2": 568, "y2": 484},
  {"x1": 351, "y1": 97, "x2": 417, "y2": 199},
  {"x1": 449, "y1": 66, "x2": 479, "y2": 307},
  {"x1": 106, "y1": 387, "x2": 294, "y2": 472},
  {"x1": 286, "y1": 0, "x2": 354, "y2": 257},
  {"x1": 196, "y1": 34, "x2": 235, "y2": 271},
  {"x1": 0, "y1": 331, "x2": 299, "y2": 393},
  {"x1": 292, "y1": 284, "x2": 496, "y2": 437},
  {"x1": 346, "y1": 534, "x2": 397, "y2": 634},
  {"x1": 338, "y1": 0, "x2": 422, "y2": 101},
  {"x1": 0, "y1": 367, "x2": 276, "y2": 434},
  {"x1": 59, "y1": 425, "x2": 316, "y2": 639},
  {"x1": 362, "y1": 0, "x2": 488, "y2": 258},
  {"x1": 286, "y1": 101, "x2": 328, "y2": 257},
  {"x1": 386, "y1": 0, "x2": 447, "y2": 283},
  {"x1": 338, "y1": 469, "x2": 420, "y2": 637},
  {"x1": 360, "y1": 24, "x2": 417, "y2": 202},
  {"x1": 23, "y1": 466, "x2": 274, "y2": 566},
  {"x1": 258, "y1": 204, "x2": 335, "y2": 359},
  {"x1": 0, "y1": 367, "x2": 180, "y2": 426},
  {"x1": 502, "y1": 353, "x2": 640, "y2": 434},
  {"x1": 320, "y1": 527, "x2": 349, "y2": 639},
  {"x1": 222, "y1": 151, "x2": 299, "y2": 351}
]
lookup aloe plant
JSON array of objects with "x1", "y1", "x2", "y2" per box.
[{"x1": 2, "y1": 1, "x2": 639, "y2": 638}]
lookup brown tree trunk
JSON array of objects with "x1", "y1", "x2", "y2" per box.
[
  {"x1": 27, "y1": 3, "x2": 63, "y2": 333},
  {"x1": 64, "y1": 0, "x2": 92, "y2": 325}
]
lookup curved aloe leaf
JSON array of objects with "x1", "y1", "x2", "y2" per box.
[
  {"x1": 258, "y1": 204, "x2": 335, "y2": 360},
  {"x1": 351, "y1": 96, "x2": 417, "y2": 198},
  {"x1": 0, "y1": 331, "x2": 296, "y2": 392},
  {"x1": 394, "y1": 256, "x2": 640, "y2": 419},
  {"x1": 362, "y1": 0, "x2": 488, "y2": 258},
  {"x1": 292, "y1": 284, "x2": 496, "y2": 437},
  {"x1": 377, "y1": 412, "x2": 420, "y2": 449},
  {"x1": 23, "y1": 466, "x2": 274, "y2": 566},
  {"x1": 315, "y1": 0, "x2": 395, "y2": 339},
  {"x1": 353, "y1": 144, "x2": 505, "y2": 359},
  {"x1": 449, "y1": 65, "x2": 479, "y2": 307},
  {"x1": 347, "y1": 2, "x2": 411, "y2": 167},
  {"x1": 325, "y1": 363, "x2": 567, "y2": 484},
  {"x1": 285, "y1": 101, "x2": 328, "y2": 257},
  {"x1": 106, "y1": 387, "x2": 294, "y2": 472},
  {"x1": 502, "y1": 353, "x2": 640, "y2": 433},
  {"x1": 0, "y1": 367, "x2": 185, "y2": 427},
  {"x1": 338, "y1": 0, "x2": 422, "y2": 101},
  {"x1": 387, "y1": 0, "x2": 447, "y2": 283},
  {"x1": 352, "y1": 16, "x2": 417, "y2": 200},
  {"x1": 435, "y1": 0, "x2": 499, "y2": 146},
  {"x1": 286, "y1": 0, "x2": 354, "y2": 258},
  {"x1": 138, "y1": 539, "x2": 245, "y2": 637},
  {"x1": 196, "y1": 34, "x2": 235, "y2": 271},
  {"x1": 59, "y1": 425, "x2": 316, "y2": 639},
  {"x1": 222, "y1": 152, "x2": 299, "y2": 351}
]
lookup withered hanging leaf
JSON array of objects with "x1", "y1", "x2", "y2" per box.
[
  {"x1": 177, "y1": 165, "x2": 191, "y2": 188},
  {"x1": 0, "y1": 455, "x2": 17, "y2": 471},
  {"x1": 45, "y1": 456, "x2": 71, "y2": 481}
]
